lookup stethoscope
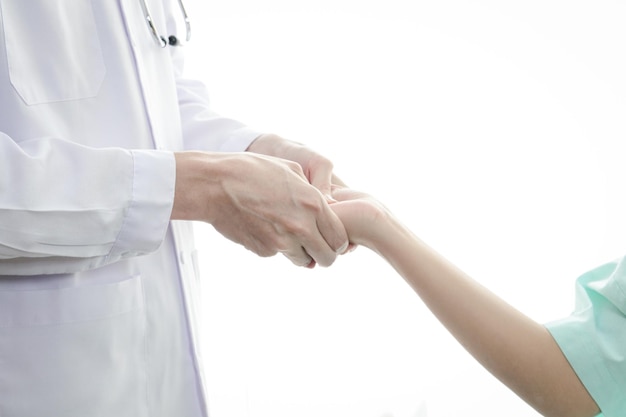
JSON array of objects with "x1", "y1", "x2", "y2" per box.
[{"x1": 139, "y1": 0, "x2": 191, "y2": 47}]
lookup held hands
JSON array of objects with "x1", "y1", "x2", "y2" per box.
[
  {"x1": 172, "y1": 137, "x2": 349, "y2": 268},
  {"x1": 171, "y1": 133, "x2": 389, "y2": 267}
]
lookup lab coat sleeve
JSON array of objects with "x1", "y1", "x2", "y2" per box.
[
  {"x1": 176, "y1": 77, "x2": 262, "y2": 152},
  {"x1": 0, "y1": 134, "x2": 176, "y2": 275},
  {"x1": 168, "y1": 40, "x2": 263, "y2": 153}
]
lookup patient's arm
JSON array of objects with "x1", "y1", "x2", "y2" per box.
[{"x1": 330, "y1": 188, "x2": 600, "y2": 417}]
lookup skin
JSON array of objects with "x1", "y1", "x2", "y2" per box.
[
  {"x1": 171, "y1": 133, "x2": 349, "y2": 268},
  {"x1": 329, "y1": 187, "x2": 601, "y2": 417}
]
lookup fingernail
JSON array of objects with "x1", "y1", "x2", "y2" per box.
[{"x1": 337, "y1": 241, "x2": 349, "y2": 254}]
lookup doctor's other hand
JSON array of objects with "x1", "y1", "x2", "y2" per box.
[
  {"x1": 171, "y1": 151, "x2": 349, "y2": 268},
  {"x1": 246, "y1": 133, "x2": 347, "y2": 199}
]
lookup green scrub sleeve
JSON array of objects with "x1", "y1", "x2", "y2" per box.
[{"x1": 545, "y1": 257, "x2": 626, "y2": 417}]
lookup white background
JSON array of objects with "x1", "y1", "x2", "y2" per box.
[{"x1": 182, "y1": 1, "x2": 626, "y2": 416}]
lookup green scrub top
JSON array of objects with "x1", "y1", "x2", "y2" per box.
[{"x1": 546, "y1": 257, "x2": 626, "y2": 417}]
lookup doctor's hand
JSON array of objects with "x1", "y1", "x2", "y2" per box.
[
  {"x1": 246, "y1": 134, "x2": 347, "y2": 199},
  {"x1": 171, "y1": 151, "x2": 349, "y2": 268}
]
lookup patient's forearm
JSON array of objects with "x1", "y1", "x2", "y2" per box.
[{"x1": 369, "y1": 218, "x2": 600, "y2": 417}]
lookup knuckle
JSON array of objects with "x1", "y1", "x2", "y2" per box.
[
  {"x1": 277, "y1": 216, "x2": 309, "y2": 238},
  {"x1": 315, "y1": 251, "x2": 337, "y2": 268},
  {"x1": 285, "y1": 159, "x2": 304, "y2": 175},
  {"x1": 269, "y1": 234, "x2": 296, "y2": 255},
  {"x1": 289, "y1": 221, "x2": 310, "y2": 238},
  {"x1": 287, "y1": 255, "x2": 312, "y2": 268},
  {"x1": 312, "y1": 153, "x2": 333, "y2": 170},
  {"x1": 299, "y1": 193, "x2": 325, "y2": 214},
  {"x1": 244, "y1": 238, "x2": 276, "y2": 258},
  {"x1": 258, "y1": 246, "x2": 277, "y2": 257}
]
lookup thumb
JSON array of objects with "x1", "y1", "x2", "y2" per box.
[
  {"x1": 330, "y1": 186, "x2": 367, "y2": 203},
  {"x1": 308, "y1": 164, "x2": 333, "y2": 200}
]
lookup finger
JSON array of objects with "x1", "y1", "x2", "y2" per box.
[
  {"x1": 328, "y1": 187, "x2": 363, "y2": 255},
  {"x1": 279, "y1": 246, "x2": 314, "y2": 268},
  {"x1": 346, "y1": 243, "x2": 357, "y2": 253},
  {"x1": 330, "y1": 186, "x2": 365, "y2": 202},
  {"x1": 301, "y1": 202, "x2": 349, "y2": 267},
  {"x1": 307, "y1": 158, "x2": 334, "y2": 199},
  {"x1": 331, "y1": 173, "x2": 348, "y2": 188}
]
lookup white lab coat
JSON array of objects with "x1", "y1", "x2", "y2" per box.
[{"x1": 0, "y1": 1, "x2": 260, "y2": 416}]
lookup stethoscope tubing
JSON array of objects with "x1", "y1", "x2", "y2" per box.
[{"x1": 139, "y1": 0, "x2": 190, "y2": 48}]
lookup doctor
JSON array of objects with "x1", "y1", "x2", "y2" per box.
[{"x1": 0, "y1": 1, "x2": 348, "y2": 416}]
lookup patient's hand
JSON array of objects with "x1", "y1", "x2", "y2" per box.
[{"x1": 329, "y1": 187, "x2": 391, "y2": 248}]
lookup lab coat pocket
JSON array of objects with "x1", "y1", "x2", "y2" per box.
[
  {"x1": 0, "y1": 0, "x2": 106, "y2": 104},
  {"x1": 0, "y1": 275, "x2": 148, "y2": 417}
]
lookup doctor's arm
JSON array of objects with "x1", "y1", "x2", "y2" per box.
[
  {"x1": 329, "y1": 188, "x2": 600, "y2": 417},
  {"x1": 0, "y1": 134, "x2": 175, "y2": 275},
  {"x1": 0, "y1": 131, "x2": 347, "y2": 277}
]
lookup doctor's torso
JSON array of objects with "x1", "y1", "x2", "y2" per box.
[{"x1": 0, "y1": 2, "x2": 209, "y2": 416}]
